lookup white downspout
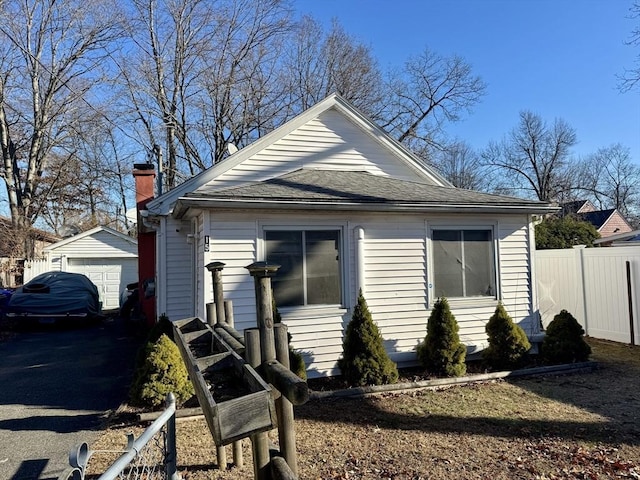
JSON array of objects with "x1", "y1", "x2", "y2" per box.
[{"x1": 355, "y1": 226, "x2": 366, "y2": 297}]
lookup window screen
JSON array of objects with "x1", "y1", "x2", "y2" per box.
[
  {"x1": 432, "y1": 229, "x2": 495, "y2": 298},
  {"x1": 265, "y1": 229, "x2": 341, "y2": 307}
]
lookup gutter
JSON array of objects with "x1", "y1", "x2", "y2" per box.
[{"x1": 172, "y1": 197, "x2": 558, "y2": 219}]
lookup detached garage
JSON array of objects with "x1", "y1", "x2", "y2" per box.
[{"x1": 38, "y1": 226, "x2": 138, "y2": 310}]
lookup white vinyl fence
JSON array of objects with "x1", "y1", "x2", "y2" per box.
[
  {"x1": 536, "y1": 245, "x2": 640, "y2": 344},
  {"x1": 23, "y1": 259, "x2": 53, "y2": 283}
]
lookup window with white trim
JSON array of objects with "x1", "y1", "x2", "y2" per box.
[
  {"x1": 265, "y1": 229, "x2": 342, "y2": 307},
  {"x1": 432, "y1": 229, "x2": 496, "y2": 298}
]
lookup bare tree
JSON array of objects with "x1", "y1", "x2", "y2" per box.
[
  {"x1": 378, "y1": 48, "x2": 486, "y2": 159},
  {"x1": 119, "y1": 0, "x2": 292, "y2": 188},
  {"x1": 118, "y1": 0, "x2": 214, "y2": 188},
  {"x1": 283, "y1": 16, "x2": 384, "y2": 115},
  {"x1": 619, "y1": 1, "x2": 640, "y2": 93},
  {"x1": 482, "y1": 111, "x2": 577, "y2": 202},
  {"x1": 0, "y1": 0, "x2": 123, "y2": 256},
  {"x1": 196, "y1": 0, "x2": 292, "y2": 166},
  {"x1": 576, "y1": 144, "x2": 640, "y2": 217},
  {"x1": 431, "y1": 141, "x2": 492, "y2": 191}
]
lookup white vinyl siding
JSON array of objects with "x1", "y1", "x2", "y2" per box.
[
  {"x1": 208, "y1": 218, "x2": 258, "y2": 333},
  {"x1": 166, "y1": 210, "x2": 537, "y2": 378},
  {"x1": 47, "y1": 230, "x2": 137, "y2": 260},
  {"x1": 362, "y1": 221, "x2": 428, "y2": 365},
  {"x1": 163, "y1": 219, "x2": 194, "y2": 321},
  {"x1": 498, "y1": 221, "x2": 535, "y2": 335},
  {"x1": 198, "y1": 109, "x2": 432, "y2": 194}
]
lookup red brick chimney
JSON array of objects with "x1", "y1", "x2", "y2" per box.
[{"x1": 133, "y1": 163, "x2": 156, "y2": 325}]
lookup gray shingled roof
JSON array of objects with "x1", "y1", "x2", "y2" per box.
[{"x1": 177, "y1": 169, "x2": 553, "y2": 213}]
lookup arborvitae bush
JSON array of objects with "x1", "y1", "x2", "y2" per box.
[
  {"x1": 542, "y1": 310, "x2": 591, "y2": 364},
  {"x1": 129, "y1": 334, "x2": 194, "y2": 408},
  {"x1": 338, "y1": 290, "x2": 398, "y2": 386},
  {"x1": 483, "y1": 303, "x2": 531, "y2": 370},
  {"x1": 417, "y1": 297, "x2": 466, "y2": 377},
  {"x1": 273, "y1": 298, "x2": 307, "y2": 380}
]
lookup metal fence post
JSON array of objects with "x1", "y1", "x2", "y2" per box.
[{"x1": 165, "y1": 393, "x2": 179, "y2": 480}]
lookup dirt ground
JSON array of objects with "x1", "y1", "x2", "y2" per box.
[{"x1": 90, "y1": 338, "x2": 640, "y2": 479}]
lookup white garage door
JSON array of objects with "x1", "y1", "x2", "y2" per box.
[{"x1": 67, "y1": 258, "x2": 138, "y2": 310}]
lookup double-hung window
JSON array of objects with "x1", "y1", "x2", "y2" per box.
[
  {"x1": 431, "y1": 229, "x2": 496, "y2": 299},
  {"x1": 264, "y1": 229, "x2": 342, "y2": 307}
]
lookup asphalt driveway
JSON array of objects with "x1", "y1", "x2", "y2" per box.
[{"x1": 0, "y1": 317, "x2": 142, "y2": 480}]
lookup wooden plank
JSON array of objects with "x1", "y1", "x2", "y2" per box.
[{"x1": 264, "y1": 360, "x2": 309, "y2": 405}]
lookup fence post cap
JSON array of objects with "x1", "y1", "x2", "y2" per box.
[
  {"x1": 205, "y1": 261, "x2": 226, "y2": 272},
  {"x1": 245, "y1": 261, "x2": 280, "y2": 277}
]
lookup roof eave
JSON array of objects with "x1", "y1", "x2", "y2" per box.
[{"x1": 172, "y1": 197, "x2": 558, "y2": 219}]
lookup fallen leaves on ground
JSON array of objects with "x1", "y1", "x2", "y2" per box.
[{"x1": 89, "y1": 338, "x2": 640, "y2": 479}]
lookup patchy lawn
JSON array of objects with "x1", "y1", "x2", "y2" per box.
[{"x1": 90, "y1": 338, "x2": 640, "y2": 479}]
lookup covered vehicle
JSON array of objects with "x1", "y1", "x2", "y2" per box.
[
  {"x1": 6, "y1": 271, "x2": 101, "y2": 321},
  {"x1": 0, "y1": 288, "x2": 14, "y2": 317}
]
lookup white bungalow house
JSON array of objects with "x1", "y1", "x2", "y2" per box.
[{"x1": 143, "y1": 94, "x2": 556, "y2": 378}]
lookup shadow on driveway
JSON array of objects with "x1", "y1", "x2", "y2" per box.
[{"x1": 0, "y1": 316, "x2": 143, "y2": 480}]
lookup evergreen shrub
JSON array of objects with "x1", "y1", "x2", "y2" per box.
[
  {"x1": 417, "y1": 297, "x2": 466, "y2": 377},
  {"x1": 338, "y1": 290, "x2": 398, "y2": 386},
  {"x1": 129, "y1": 334, "x2": 194, "y2": 408},
  {"x1": 542, "y1": 310, "x2": 591, "y2": 364},
  {"x1": 483, "y1": 303, "x2": 531, "y2": 370}
]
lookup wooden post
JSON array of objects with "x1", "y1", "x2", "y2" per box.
[
  {"x1": 206, "y1": 261, "x2": 226, "y2": 325},
  {"x1": 246, "y1": 261, "x2": 280, "y2": 363},
  {"x1": 225, "y1": 300, "x2": 234, "y2": 327},
  {"x1": 229, "y1": 299, "x2": 243, "y2": 470},
  {"x1": 233, "y1": 440, "x2": 244, "y2": 469},
  {"x1": 206, "y1": 262, "x2": 231, "y2": 470},
  {"x1": 274, "y1": 324, "x2": 298, "y2": 475},
  {"x1": 245, "y1": 328, "x2": 270, "y2": 480},
  {"x1": 216, "y1": 445, "x2": 227, "y2": 471},
  {"x1": 206, "y1": 302, "x2": 216, "y2": 327}
]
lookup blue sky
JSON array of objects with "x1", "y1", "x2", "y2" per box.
[{"x1": 293, "y1": 0, "x2": 640, "y2": 162}]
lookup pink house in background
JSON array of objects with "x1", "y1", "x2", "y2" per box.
[{"x1": 561, "y1": 200, "x2": 634, "y2": 239}]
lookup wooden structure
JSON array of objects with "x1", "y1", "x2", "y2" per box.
[
  {"x1": 173, "y1": 317, "x2": 276, "y2": 445},
  {"x1": 173, "y1": 261, "x2": 308, "y2": 479}
]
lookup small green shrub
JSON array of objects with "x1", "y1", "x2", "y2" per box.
[
  {"x1": 338, "y1": 290, "x2": 398, "y2": 386},
  {"x1": 129, "y1": 334, "x2": 194, "y2": 408},
  {"x1": 417, "y1": 297, "x2": 466, "y2": 377},
  {"x1": 289, "y1": 349, "x2": 307, "y2": 380},
  {"x1": 273, "y1": 298, "x2": 307, "y2": 380},
  {"x1": 542, "y1": 310, "x2": 591, "y2": 364},
  {"x1": 483, "y1": 303, "x2": 531, "y2": 370}
]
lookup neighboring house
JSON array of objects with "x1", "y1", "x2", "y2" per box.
[
  {"x1": 142, "y1": 94, "x2": 556, "y2": 378},
  {"x1": 561, "y1": 200, "x2": 633, "y2": 239},
  {"x1": 24, "y1": 226, "x2": 138, "y2": 309},
  {"x1": 0, "y1": 216, "x2": 60, "y2": 287},
  {"x1": 593, "y1": 229, "x2": 640, "y2": 247}
]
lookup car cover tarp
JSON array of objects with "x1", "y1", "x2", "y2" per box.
[{"x1": 8, "y1": 271, "x2": 101, "y2": 316}]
